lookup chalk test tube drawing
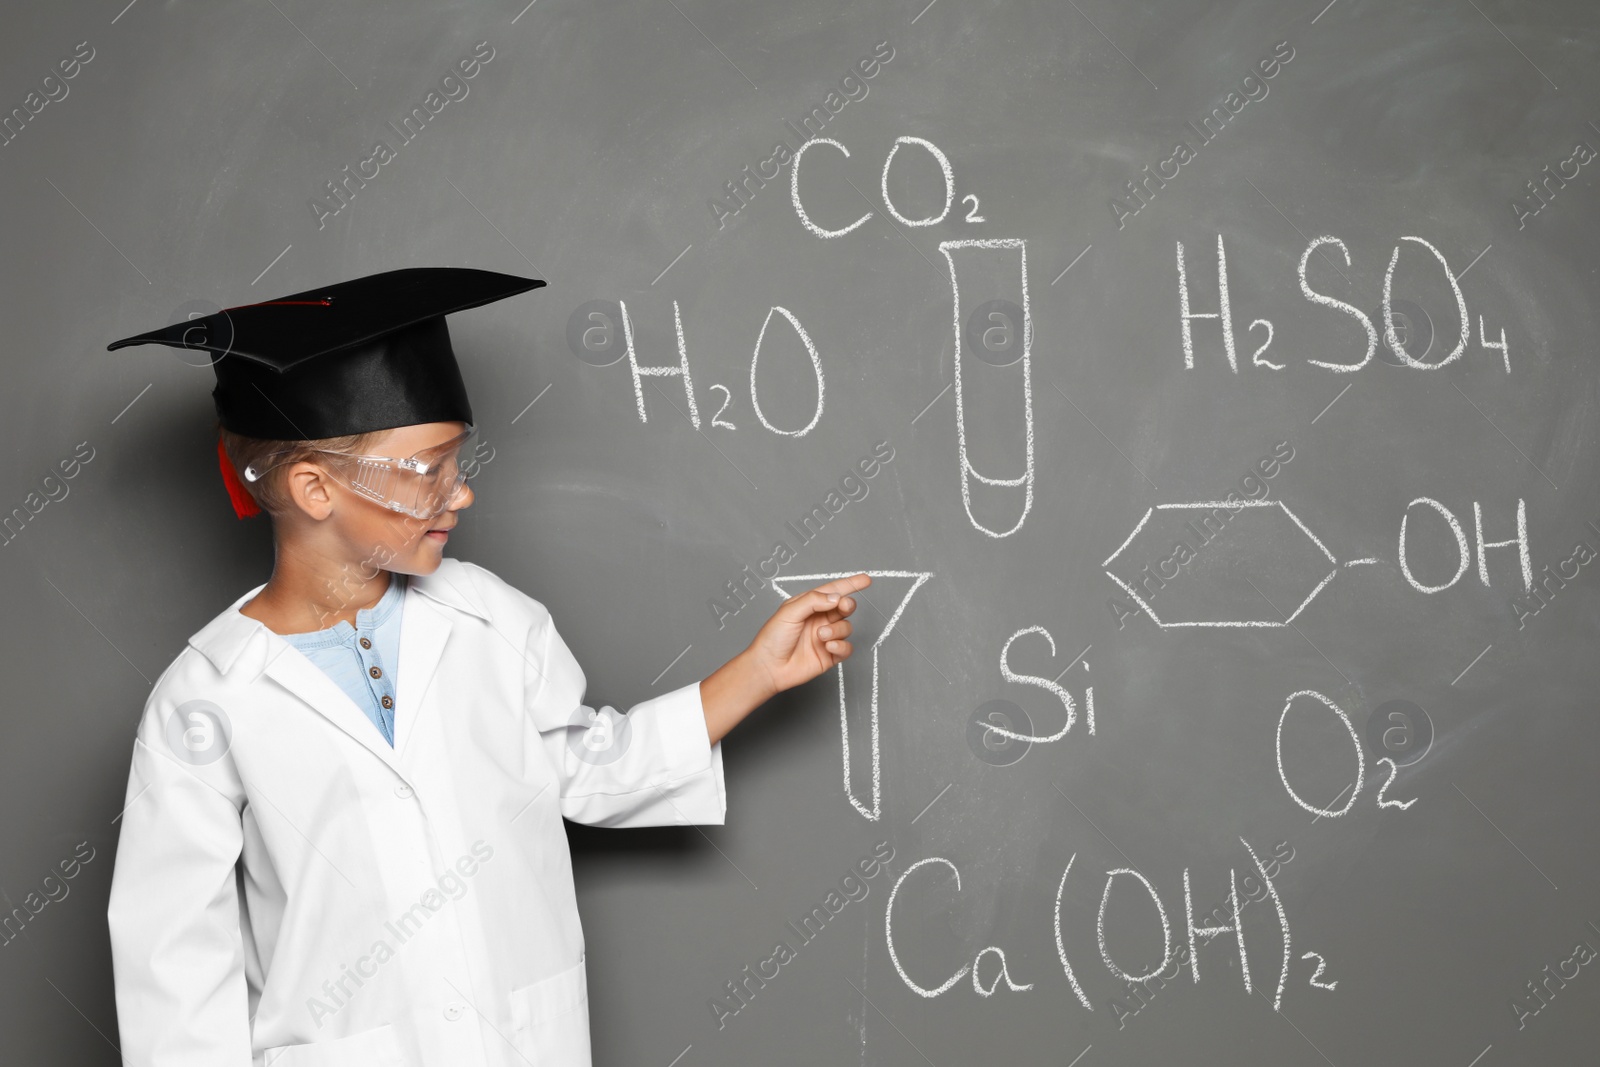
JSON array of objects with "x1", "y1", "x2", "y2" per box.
[
  {"x1": 1103, "y1": 499, "x2": 1353, "y2": 628},
  {"x1": 938, "y1": 239, "x2": 1036, "y2": 539},
  {"x1": 769, "y1": 569, "x2": 934, "y2": 821}
]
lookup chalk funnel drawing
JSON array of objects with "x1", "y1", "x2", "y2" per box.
[{"x1": 769, "y1": 570, "x2": 933, "y2": 821}]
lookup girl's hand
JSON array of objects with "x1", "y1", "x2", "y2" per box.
[{"x1": 746, "y1": 573, "x2": 870, "y2": 697}]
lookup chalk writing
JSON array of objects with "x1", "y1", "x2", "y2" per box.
[
  {"x1": 891, "y1": 838, "x2": 1325, "y2": 1013},
  {"x1": 1277, "y1": 689, "x2": 1417, "y2": 817},
  {"x1": 750, "y1": 306, "x2": 824, "y2": 437},
  {"x1": 1399, "y1": 497, "x2": 1530, "y2": 595},
  {"x1": 976, "y1": 626, "x2": 1094, "y2": 742},
  {"x1": 1178, "y1": 233, "x2": 1513, "y2": 374},
  {"x1": 791, "y1": 132, "x2": 978, "y2": 239}
]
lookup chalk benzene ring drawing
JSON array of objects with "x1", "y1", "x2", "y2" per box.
[{"x1": 1102, "y1": 499, "x2": 1341, "y2": 628}]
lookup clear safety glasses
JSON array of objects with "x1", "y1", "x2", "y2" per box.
[{"x1": 244, "y1": 425, "x2": 478, "y2": 520}]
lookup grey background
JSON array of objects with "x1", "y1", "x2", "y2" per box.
[{"x1": 2, "y1": 0, "x2": 1597, "y2": 1064}]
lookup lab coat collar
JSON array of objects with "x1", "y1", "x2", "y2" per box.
[
  {"x1": 186, "y1": 559, "x2": 494, "y2": 680},
  {"x1": 184, "y1": 560, "x2": 497, "y2": 777},
  {"x1": 408, "y1": 560, "x2": 495, "y2": 623}
]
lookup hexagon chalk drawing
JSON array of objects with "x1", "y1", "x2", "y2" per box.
[
  {"x1": 769, "y1": 570, "x2": 933, "y2": 821},
  {"x1": 1103, "y1": 500, "x2": 1347, "y2": 628}
]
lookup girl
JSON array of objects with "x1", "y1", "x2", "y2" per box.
[{"x1": 104, "y1": 266, "x2": 868, "y2": 1066}]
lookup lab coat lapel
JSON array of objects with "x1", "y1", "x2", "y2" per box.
[
  {"x1": 262, "y1": 646, "x2": 410, "y2": 779},
  {"x1": 246, "y1": 564, "x2": 475, "y2": 776},
  {"x1": 392, "y1": 585, "x2": 452, "y2": 763}
]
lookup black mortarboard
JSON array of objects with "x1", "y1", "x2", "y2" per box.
[{"x1": 107, "y1": 266, "x2": 545, "y2": 441}]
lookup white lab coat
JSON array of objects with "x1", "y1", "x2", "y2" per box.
[{"x1": 106, "y1": 557, "x2": 726, "y2": 1066}]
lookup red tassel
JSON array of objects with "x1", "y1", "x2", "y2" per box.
[{"x1": 217, "y1": 433, "x2": 262, "y2": 519}]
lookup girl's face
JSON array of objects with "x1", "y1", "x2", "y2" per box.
[{"x1": 322, "y1": 420, "x2": 476, "y2": 577}]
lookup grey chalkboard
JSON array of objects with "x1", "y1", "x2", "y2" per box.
[{"x1": 3, "y1": 0, "x2": 1598, "y2": 1064}]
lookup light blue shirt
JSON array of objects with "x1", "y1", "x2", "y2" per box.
[{"x1": 279, "y1": 573, "x2": 407, "y2": 746}]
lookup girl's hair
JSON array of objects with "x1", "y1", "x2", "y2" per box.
[{"x1": 215, "y1": 417, "x2": 386, "y2": 517}]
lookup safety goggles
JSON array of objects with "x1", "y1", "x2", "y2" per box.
[{"x1": 244, "y1": 424, "x2": 479, "y2": 520}]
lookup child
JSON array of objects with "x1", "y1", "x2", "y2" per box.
[{"x1": 104, "y1": 267, "x2": 868, "y2": 1066}]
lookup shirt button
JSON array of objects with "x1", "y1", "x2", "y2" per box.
[
  {"x1": 381, "y1": 695, "x2": 394, "y2": 709},
  {"x1": 394, "y1": 783, "x2": 413, "y2": 799},
  {"x1": 444, "y1": 1003, "x2": 465, "y2": 1021},
  {"x1": 359, "y1": 637, "x2": 372, "y2": 649},
  {"x1": 369, "y1": 666, "x2": 383, "y2": 679}
]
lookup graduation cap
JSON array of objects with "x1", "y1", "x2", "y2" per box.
[{"x1": 107, "y1": 266, "x2": 544, "y2": 518}]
